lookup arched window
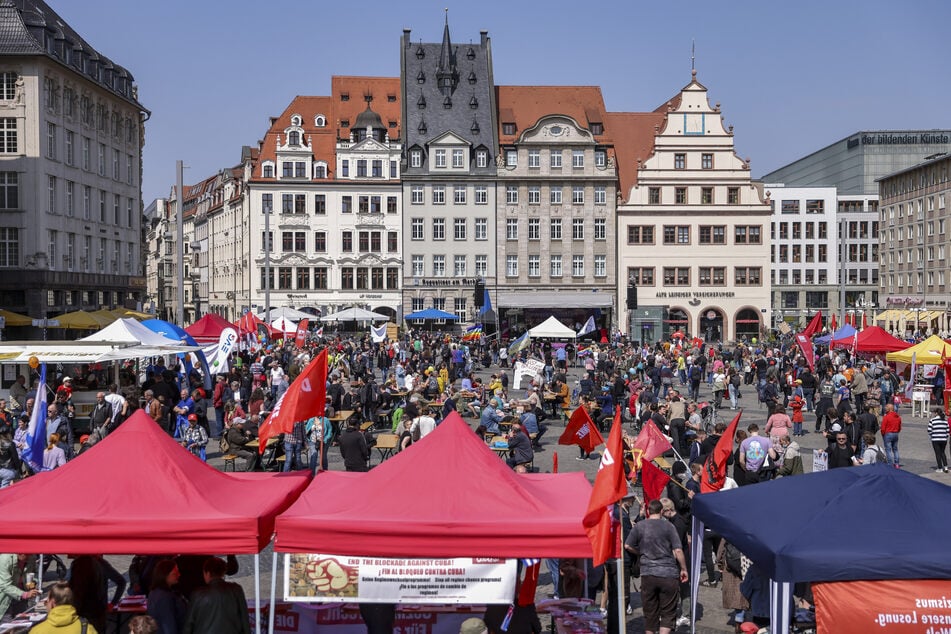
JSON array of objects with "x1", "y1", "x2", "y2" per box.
[
  {"x1": 314, "y1": 162, "x2": 327, "y2": 179},
  {"x1": 291, "y1": 115, "x2": 302, "y2": 126},
  {"x1": 314, "y1": 115, "x2": 326, "y2": 127},
  {"x1": 262, "y1": 162, "x2": 274, "y2": 178}
]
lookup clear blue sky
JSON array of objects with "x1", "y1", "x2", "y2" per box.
[{"x1": 55, "y1": 0, "x2": 950, "y2": 203}]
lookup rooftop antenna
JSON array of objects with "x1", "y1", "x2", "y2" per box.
[{"x1": 691, "y1": 39, "x2": 696, "y2": 75}]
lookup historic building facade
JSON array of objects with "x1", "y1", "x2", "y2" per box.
[
  {"x1": 493, "y1": 86, "x2": 616, "y2": 332},
  {"x1": 399, "y1": 22, "x2": 498, "y2": 322},
  {"x1": 616, "y1": 72, "x2": 772, "y2": 344},
  {"x1": 0, "y1": 0, "x2": 147, "y2": 329}
]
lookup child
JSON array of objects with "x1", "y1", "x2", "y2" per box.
[{"x1": 789, "y1": 392, "x2": 805, "y2": 436}]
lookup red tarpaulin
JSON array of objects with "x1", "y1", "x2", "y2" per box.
[
  {"x1": 0, "y1": 410, "x2": 310, "y2": 554},
  {"x1": 274, "y1": 413, "x2": 594, "y2": 558},
  {"x1": 831, "y1": 326, "x2": 909, "y2": 353},
  {"x1": 184, "y1": 313, "x2": 234, "y2": 344}
]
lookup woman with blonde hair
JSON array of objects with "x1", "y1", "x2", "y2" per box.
[{"x1": 43, "y1": 433, "x2": 67, "y2": 470}]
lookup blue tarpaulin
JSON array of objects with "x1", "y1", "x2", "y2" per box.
[
  {"x1": 691, "y1": 464, "x2": 951, "y2": 582},
  {"x1": 814, "y1": 323, "x2": 856, "y2": 345},
  {"x1": 404, "y1": 309, "x2": 460, "y2": 321}
]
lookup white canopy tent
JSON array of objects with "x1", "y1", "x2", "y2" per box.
[
  {"x1": 79, "y1": 318, "x2": 194, "y2": 350},
  {"x1": 270, "y1": 316, "x2": 298, "y2": 335},
  {"x1": 319, "y1": 307, "x2": 388, "y2": 322},
  {"x1": 260, "y1": 307, "x2": 315, "y2": 322},
  {"x1": 528, "y1": 315, "x2": 576, "y2": 339}
]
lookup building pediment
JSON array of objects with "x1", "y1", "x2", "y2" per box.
[
  {"x1": 427, "y1": 130, "x2": 470, "y2": 147},
  {"x1": 347, "y1": 137, "x2": 391, "y2": 153},
  {"x1": 520, "y1": 115, "x2": 593, "y2": 144}
]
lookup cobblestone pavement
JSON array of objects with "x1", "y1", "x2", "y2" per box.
[{"x1": 99, "y1": 361, "x2": 946, "y2": 633}]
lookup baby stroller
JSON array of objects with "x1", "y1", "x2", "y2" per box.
[{"x1": 698, "y1": 402, "x2": 721, "y2": 433}]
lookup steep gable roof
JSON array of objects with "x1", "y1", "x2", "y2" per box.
[
  {"x1": 495, "y1": 85, "x2": 610, "y2": 145},
  {"x1": 603, "y1": 111, "x2": 666, "y2": 202}
]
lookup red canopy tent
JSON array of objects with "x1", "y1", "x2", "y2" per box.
[
  {"x1": 274, "y1": 413, "x2": 594, "y2": 558},
  {"x1": 830, "y1": 326, "x2": 909, "y2": 353},
  {"x1": 185, "y1": 312, "x2": 235, "y2": 344},
  {"x1": 0, "y1": 410, "x2": 310, "y2": 554}
]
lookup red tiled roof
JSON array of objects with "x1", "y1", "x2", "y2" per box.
[
  {"x1": 332, "y1": 76, "x2": 401, "y2": 142},
  {"x1": 603, "y1": 111, "x2": 666, "y2": 202},
  {"x1": 252, "y1": 95, "x2": 335, "y2": 182},
  {"x1": 495, "y1": 86, "x2": 611, "y2": 145}
]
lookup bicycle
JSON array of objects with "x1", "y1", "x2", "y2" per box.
[{"x1": 698, "y1": 402, "x2": 722, "y2": 434}]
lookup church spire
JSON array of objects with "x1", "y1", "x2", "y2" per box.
[{"x1": 436, "y1": 8, "x2": 458, "y2": 96}]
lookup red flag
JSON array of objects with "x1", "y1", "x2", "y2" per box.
[
  {"x1": 795, "y1": 332, "x2": 816, "y2": 371},
  {"x1": 294, "y1": 318, "x2": 309, "y2": 349},
  {"x1": 862, "y1": 313, "x2": 868, "y2": 330},
  {"x1": 629, "y1": 420, "x2": 672, "y2": 472},
  {"x1": 802, "y1": 311, "x2": 823, "y2": 339},
  {"x1": 640, "y1": 459, "x2": 671, "y2": 503},
  {"x1": 582, "y1": 410, "x2": 628, "y2": 567},
  {"x1": 699, "y1": 410, "x2": 742, "y2": 493},
  {"x1": 516, "y1": 562, "x2": 540, "y2": 606},
  {"x1": 830, "y1": 313, "x2": 837, "y2": 332},
  {"x1": 257, "y1": 349, "x2": 328, "y2": 453},
  {"x1": 558, "y1": 406, "x2": 604, "y2": 453}
]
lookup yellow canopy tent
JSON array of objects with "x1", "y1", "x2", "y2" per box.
[
  {"x1": 0, "y1": 309, "x2": 34, "y2": 327},
  {"x1": 89, "y1": 309, "x2": 120, "y2": 326},
  {"x1": 48, "y1": 310, "x2": 109, "y2": 330},
  {"x1": 885, "y1": 334, "x2": 951, "y2": 365},
  {"x1": 111, "y1": 308, "x2": 151, "y2": 320}
]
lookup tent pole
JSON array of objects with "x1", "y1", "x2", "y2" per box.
[
  {"x1": 254, "y1": 553, "x2": 261, "y2": 634},
  {"x1": 689, "y1": 517, "x2": 704, "y2": 634},
  {"x1": 269, "y1": 550, "x2": 279, "y2": 634},
  {"x1": 616, "y1": 529, "x2": 626, "y2": 634},
  {"x1": 37, "y1": 554, "x2": 44, "y2": 596}
]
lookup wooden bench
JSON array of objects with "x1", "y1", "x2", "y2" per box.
[
  {"x1": 374, "y1": 433, "x2": 399, "y2": 463},
  {"x1": 221, "y1": 454, "x2": 237, "y2": 472},
  {"x1": 360, "y1": 420, "x2": 375, "y2": 432},
  {"x1": 653, "y1": 455, "x2": 672, "y2": 471}
]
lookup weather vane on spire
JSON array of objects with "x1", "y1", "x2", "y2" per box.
[{"x1": 691, "y1": 39, "x2": 696, "y2": 74}]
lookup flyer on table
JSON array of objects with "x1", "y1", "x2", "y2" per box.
[{"x1": 285, "y1": 555, "x2": 517, "y2": 604}]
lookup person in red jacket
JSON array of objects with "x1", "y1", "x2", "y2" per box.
[{"x1": 880, "y1": 403, "x2": 903, "y2": 467}]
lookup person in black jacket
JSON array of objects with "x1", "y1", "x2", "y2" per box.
[
  {"x1": 183, "y1": 557, "x2": 250, "y2": 634},
  {"x1": 0, "y1": 438, "x2": 21, "y2": 487},
  {"x1": 339, "y1": 419, "x2": 369, "y2": 472},
  {"x1": 505, "y1": 422, "x2": 534, "y2": 470}
]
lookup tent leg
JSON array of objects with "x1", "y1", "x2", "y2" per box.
[
  {"x1": 254, "y1": 554, "x2": 261, "y2": 634},
  {"x1": 689, "y1": 517, "x2": 704, "y2": 634},
  {"x1": 269, "y1": 550, "x2": 278, "y2": 634},
  {"x1": 770, "y1": 579, "x2": 792, "y2": 634},
  {"x1": 37, "y1": 554, "x2": 44, "y2": 595},
  {"x1": 615, "y1": 556, "x2": 626, "y2": 634}
]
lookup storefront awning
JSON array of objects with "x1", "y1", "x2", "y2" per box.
[{"x1": 497, "y1": 291, "x2": 614, "y2": 309}]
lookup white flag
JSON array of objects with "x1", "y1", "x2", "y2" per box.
[
  {"x1": 370, "y1": 323, "x2": 387, "y2": 343},
  {"x1": 577, "y1": 316, "x2": 596, "y2": 337}
]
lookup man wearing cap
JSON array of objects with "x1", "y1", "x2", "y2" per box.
[
  {"x1": 226, "y1": 418, "x2": 257, "y2": 471},
  {"x1": 181, "y1": 414, "x2": 208, "y2": 458},
  {"x1": 55, "y1": 376, "x2": 73, "y2": 403}
]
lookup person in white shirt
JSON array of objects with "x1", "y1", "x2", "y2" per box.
[
  {"x1": 410, "y1": 413, "x2": 437, "y2": 440},
  {"x1": 104, "y1": 384, "x2": 127, "y2": 423}
]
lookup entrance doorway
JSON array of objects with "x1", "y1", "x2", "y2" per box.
[
  {"x1": 699, "y1": 308, "x2": 725, "y2": 342},
  {"x1": 734, "y1": 308, "x2": 761, "y2": 342}
]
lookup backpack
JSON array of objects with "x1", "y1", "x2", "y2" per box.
[
  {"x1": 724, "y1": 542, "x2": 743, "y2": 577},
  {"x1": 219, "y1": 433, "x2": 231, "y2": 454}
]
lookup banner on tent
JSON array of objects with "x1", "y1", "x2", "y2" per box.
[
  {"x1": 266, "y1": 603, "x2": 475, "y2": 634},
  {"x1": 814, "y1": 579, "x2": 951, "y2": 633},
  {"x1": 284, "y1": 555, "x2": 516, "y2": 604},
  {"x1": 812, "y1": 449, "x2": 828, "y2": 472}
]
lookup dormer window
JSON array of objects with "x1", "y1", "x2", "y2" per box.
[
  {"x1": 416, "y1": 46, "x2": 425, "y2": 59},
  {"x1": 314, "y1": 162, "x2": 327, "y2": 179},
  {"x1": 262, "y1": 162, "x2": 274, "y2": 178},
  {"x1": 417, "y1": 71, "x2": 425, "y2": 84},
  {"x1": 502, "y1": 123, "x2": 516, "y2": 135},
  {"x1": 471, "y1": 121, "x2": 480, "y2": 134},
  {"x1": 418, "y1": 120, "x2": 427, "y2": 134},
  {"x1": 417, "y1": 95, "x2": 426, "y2": 109},
  {"x1": 288, "y1": 131, "x2": 300, "y2": 146},
  {"x1": 340, "y1": 93, "x2": 349, "y2": 101},
  {"x1": 291, "y1": 115, "x2": 302, "y2": 126},
  {"x1": 468, "y1": 71, "x2": 477, "y2": 84},
  {"x1": 469, "y1": 96, "x2": 478, "y2": 109},
  {"x1": 410, "y1": 149, "x2": 422, "y2": 168},
  {"x1": 467, "y1": 47, "x2": 476, "y2": 60},
  {"x1": 443, "y1": 96, "x2": 452, "y2": 109},
  {"x1": 314, "y1": 115, "x2": 326, "y2": 127},
  {"x1": 387, "y1": 94, "x2": 397, "y2": 102},
  {"x1": 590, "y1": 122, "x2": 604, "y2": 135}
]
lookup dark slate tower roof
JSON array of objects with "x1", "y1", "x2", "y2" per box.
[{"x1": 400, "y1": 17, "x2": 497, "y2": 176}]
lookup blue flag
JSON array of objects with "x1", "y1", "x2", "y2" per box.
[
  {"x1": 23, "y1": 363, "x2": 48, "y2": 472},
  {"x1": 479, "y1": 288, "x2": 493, "y2": 315}
]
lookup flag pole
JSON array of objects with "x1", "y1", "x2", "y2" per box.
[{"x1": 616, "y1": 523, "x2": 626, "y2": 634}]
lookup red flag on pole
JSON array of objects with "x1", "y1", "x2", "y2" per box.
[
  {"x1": 582, "y1": 410, "x2": 628, "y2": 567},
  {"x1": 294, "y1": 318, "x2": 309, "y2": 349},
  {"x1": 830, "y1": 313, "x2": 837, "y2": 332},
  {"x1": 699, "y1": 410, "x2": 743, "y2": 493},
  {"x1": 802, "y1": 311, "x2": 823, "y2": 339},
  {"x1": 629, "y1": 420, "x2": 672, "y2": 472},
  {"x1": 558, "y1": 406, "x2": 604, "y2": 453},
  {"x1": 862, "y1": 313, "x2": 868, "y2": 331},
  {"x1": 795, "y1": 332, "x2": 816, "y2": 371},
  {"x1": 257, "y1": 349, "x2": 328, "y2": 453},
  {"x1": 640, "y1": 459, "x2": 672, "y2": 503}
]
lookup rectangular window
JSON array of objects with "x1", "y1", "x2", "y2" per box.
[
  {"x1": 432, "y1": 218, "x2": 445, "y2": 240},
  {"x1": 386, "y1": 267, "x2": 399, "y2": 289},
  {"x1": 699, "y1": 225, "x2": 726, "y2": 244},
  {"x1": 506, "y1": 149, "x2": 517, "y2": 167},
  {"x1": 594, "y1": 255, "x2": 606, "y2": 278},
  {"x1": 594, "y1": 218, "x2": 606, "y2": 240},
  {"x1": 701, "y1": 153, "x2": 713, "y2": 169},
  {"x1": 432, "y1": 255, "x2": 445, "y2": 277},
  {"x1": 663, "y1": 267, "x2": 690, "y2": 286},
  {"x1": 572, "y1": 186, "x2": 584, "y2": 205},
  {"x1": 432, "y1": 186, "x2": 445, "y2": 204},
  {"x1": 506, "y1": 186, "x2": 518, "y2": 204},
  {"x1": 626, "y1": 225, "x2": 654, "y2": 244},
  {"x1": 475, "y1": 254, "x2": 487, "y2": 277},
  {"x1": 314, "y1": 231, "x2": 326, "y2": 252},
  {"x1": 701, "y1": 187, "x2": 713, "y2": 204},
  {"x1": 806, "y1": 199, "x2": 824, "y2": 214},
  {"x1": 342, "y1": 231, "x2": 352, "y2": 252},
  {"x1": 390, "y1": 160, "x2": 397, "y2": 178},
  {"x1": 341, "y1": 160, "x2": 349, "y2": 177},
  {"x1": 527, "y1": 255, "x2": 540, "y2": 278},
  {"x1": 113, "y1": 149, "x2": 120, "y2": 179},
  {"x1": 550, "y1": 187, "x2": 562, "y2": 204},
  {"x1": 47, "y1": 176, "x2": 56, "y2": 214},
  {"x1": 663, "y1": 225, "x2": 690, "y2": 244},
  {"x1": 435, "y1": 149, "x2": 446, "y2": 168},
  {"x1": 341, "y1": 268, "x2": 354, "y2": 290},
  {"x1": 370, "y1": 232, "x2": 381, "y2": 252},
  {"x1": 572, "y1": 255, "x2": 584, "y2": 277},
  {"x1": 358, "y1": 196, "x2": 369, "y2": 213},
  {"x1": 572, "y1": 218, "x2": 584, "y2": 240},
  {"x1": 476, "y1": 150, "x2": 488, "y2": 168},
  {"x1": 296, "y1": 267, "x2": 311, "y2": 290},
  {"x1": 699, "y1": 267, "x2": 726, "y2": 285},
  {"x1": 282, "y1": 231, "x2": 294, "y2": 252},
  {"x1": 454, "y1": 217, "x2": 466, "y2": 240},
  {"x1": 370, "y1": 196, "x2": 381, "y2": 213},
  {"x1": 627, "y1": 267, "x2": 655, "y2": 286},
  {"x1": 550, "y1": 255, "x2": 562, "y2": 277},
  {"x1": 453, "y1": 185, "x2": 466, "y2": 204},
  {"x1": 371, "y1": 160, "x2": 382, "y2": 177},
  {"x1": 97, "y1": 144, "x2": 105, "y2": 175},
  {"x1": 64, "y1": 181, "x2": 74, "y2": 217},
  {"x1": 728, "y1": 187, "x2": 739, "y2": 204},
  {"x1": 81, "y1": 185, "x2": 90, "y2": 219},
  {"x1": 410, "y1": 150, "x2": 422, "y2": 168},
  {"x1": 550, "y1": 219, "x2": 562, "y2": 240},
  {"x1": 454, "y1": 254, "x2": 466, "y2": 277},
  {"x1": 675, "y1": 187, "x2": 687, "y2": 204},
  {"x1": 81, "y1": 137, "x2": 90, "y2": 170},
  {"x1": 475, "y1": 185, "x2": 487, "y2": 204},
  {"x1": 295, "y1": 194, "x2": 305, "y2": 214},
  {"x1": 594, "y1": 149, "x2": 606, "y2": 167},
  {"x1": 506, "y1": 218, "x2": 518, "y2": 240},
  {"x1": 506, "y1": 255, "x2": 518, "y2": 277},
  {"x1": 411, "y1": 255, "x2": 424, "y2": 277},
  {"x1": 127, "y1": 155, "x2": 133, "y2": 184},
  {"x1": 387, "y1": 231, "x2": 398, "y2": 252},
  {"x1": 113, "y1": 193, "x2": 120, "y2": 224},
  {"x1": 262, "y1": 193, "x2": 273, "y2": 214},
  {"x1": 0, "y1": 73, "x2": 15, "y2": 100},
  {"x1": 371, "y1": 267, "x2": 384, "y2": 290},
  {"x1": 735, "y1": 267, "x2": 762, "y2": 286},
  {"x1": 550, "y1": 150, "x2": 562, "y2": 168},
  {"x1": 781, "y1": 199, "x2": 800, "y2": 214},
  {"x1": 452, "y1": 148, "x2": 464, "y2": 168},
  {"x1": 572, "y1": 150, "x2": 584, "y2": 168},
  {"x1": 0, "y1": 119, "x2": 16, "y2": 153},
  {"x1": 528, "y1": 186, "x2": 540, "y2": 204},
  {"x1": 356, "y1": 160, "x2": 367, "y2": 177},
  {"x1": 474, "y1": 218, "x2": 487, "y2": 240},
  {"x1": 411, "y1": 186, "x2": 424, "y2": 204},
  {"x1": 528, "y1": 149, "x2": 540, "y2": 168},
  {"x1": 735, "y1": 225, "x2": 762, "y2": 244},
  {"x1": 528, "y1": 218, "x2": 540, "y2": 240},
  {"x1": 387, "y1": 196, "x2": 397, "y2": 213},
  {"x1": 310, "y1": 194, "x2": 325, "y2": 214},
  {"x1": 0, "y1": 171, "x2": 15, "y2": 210},
  {"x1": 674, "y1": 153, "x2": 685, "y2": 169},
  {"x1": 594, "y1": 186, "x2": 606, "y2": 204},
  {"x1": 281, "y1": 193, "x2": 293, "y2": 213},
  {"x1": 649, "y1": 187, "x2": 660, "y2": 204},
  {"x1": 64, "y1": 131, "x2": 74, "y2": 166}
]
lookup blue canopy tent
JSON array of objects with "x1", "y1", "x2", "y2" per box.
[
  {"x1": 814, "y1": 323, "x2": 855, "y2": 345},
  {"x1": 404, "y1": 308, "x2": 460, "y2": 321},
  {"x1": 141, "y1": 319, "x2": 213, "y2": 393},
  {"x1": 689, "y1": 465, "x2": 951, "y2": 632}
]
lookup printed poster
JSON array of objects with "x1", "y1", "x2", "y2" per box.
[
  {"x1": 814, "y1": 579, "x2": 951, "y2": 633},
  {"x1": 285, "y1": 555, "x2": 516, "y2": 604},
  {"x1": 812, "y1": 449, "x2": 828, "y2": 472}
]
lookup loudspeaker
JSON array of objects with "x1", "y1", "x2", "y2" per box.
[
  {"x1": 474, "y1": 280, "x2": 485, "y2": 308},
  {"x1": 626, "y1": 284, "x2": 638, "y2": 310}
]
